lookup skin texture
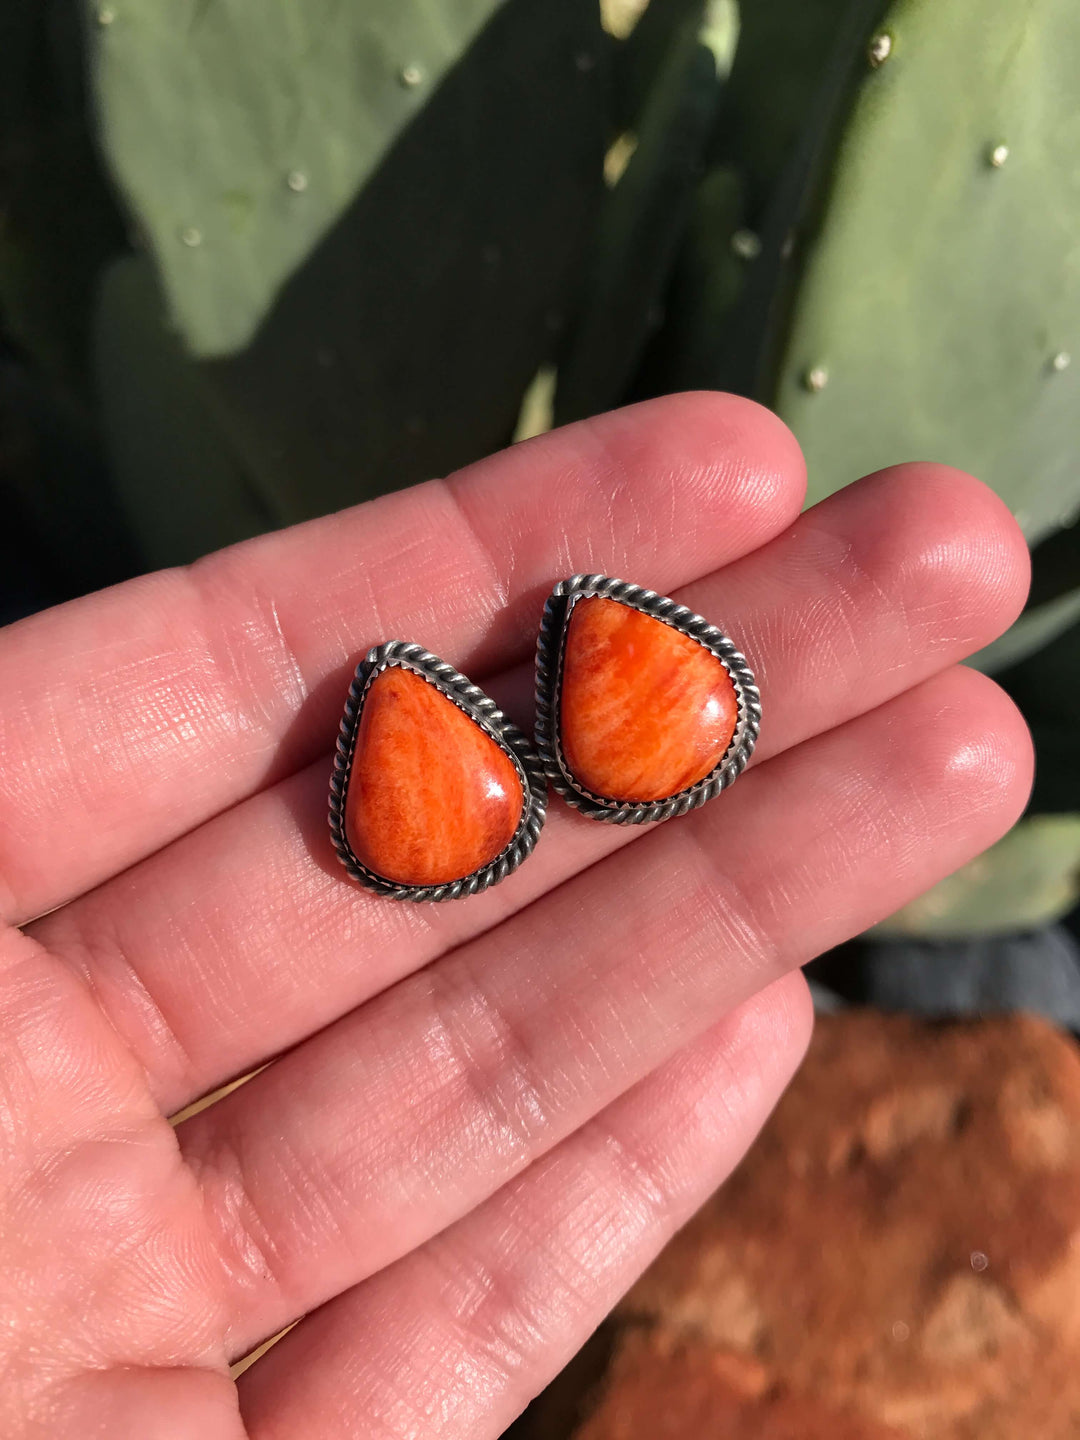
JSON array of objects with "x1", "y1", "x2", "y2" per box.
[
  {"x1": 559, "y1": 596, "x2": 739, "y2": 801},
  {"x1": 0, "y1": 394, "x2": 1033, "y2": 1439},
  {"x1": 344, "y1": 666, "x2": 523, "y2": 886}
]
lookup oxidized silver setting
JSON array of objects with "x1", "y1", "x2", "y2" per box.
[
  {"x1": 534, "y1": 575, "x2": 760, "y2": 824},
  {"x1": 329, "y1": 641, "x2": 547, "y2": 901}
]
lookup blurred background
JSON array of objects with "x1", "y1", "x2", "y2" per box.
[{"x1": 4, "y1": 0, "x2": 1080, "y2": 1432}]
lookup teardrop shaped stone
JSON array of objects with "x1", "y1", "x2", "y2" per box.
[
  {"x1": 345, "y1": 666, "x2": 523, "y2": 886},
  {"x1": 560, "y1": 596, "x2": 738, "y2": 803}
]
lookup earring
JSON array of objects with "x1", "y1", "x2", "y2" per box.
[
  {"x1": 534, "y1": 575, "x2": 759, "y2": 823},
  {"x1": 329, "y1": 642, "x2": 546, "y2": 900}
]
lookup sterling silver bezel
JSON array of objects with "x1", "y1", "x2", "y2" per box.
[
  {"x1": 329, "y1": 642, "x2": 547, "y2": 901},
  {"x1": 534, "y1": 575, "x2": 761, "y2": 824}
]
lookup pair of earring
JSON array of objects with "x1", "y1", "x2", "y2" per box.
[{"x1": 328, "y1": 575, "x2": 760, "y2": 901}]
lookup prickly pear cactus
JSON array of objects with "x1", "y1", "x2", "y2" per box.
[
  {"x1": 90, "y1": 0, "x2": 503, "y2": 356},
  {"x1": 874, "y1": 817, "x2": 1080, "y2": 939},
  {"x1": 2, "y1": 0, "x2": 126, "y2": 384},
  {"x1": 88, "y1": 0, "x2": 609, "y2": 524},
  {"x1": 774, "y1": 0, "x2": 1080, "y2": 543},
  {"x1": 632, "y1": 0, "x2": 891, "y2": 404},
  {"x1": 555, "y1": 0, "x2": 739, "y2": 424},
  {"x1": 649, "y1": 0, "x2": 1080, "y2": 548},
  {"x1": 93, "y1": 256, "x2": 273, "y2": 569}
]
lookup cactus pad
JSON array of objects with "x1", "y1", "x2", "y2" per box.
[
  {"x1": 91, "y1": 0, "x2": 503, "y2": 355},
  {"x1": 772, "y1": 0, "x2": 1080, "y2": 540}
]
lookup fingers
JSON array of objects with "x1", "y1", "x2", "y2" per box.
[
  {"x1": 0, "y1": 394, "x2": 804, "y2": 925},
  {"x1": 49, "y1": 1368, "x2": 246, "y2": 1440},
  {"x1": 0, "y1": 924, "x2": 242, "y2": 1433},
  {"x1": 35, "y1": 463, "x2": 1029, "y2": 1112},
  {"x1": 236, "y1": 975, "x2": 813, "y2": 1440},
  {"x1": 178, "y1": 667, "x2": 1033, "y2": 1354}
]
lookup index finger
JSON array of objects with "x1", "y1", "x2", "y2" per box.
[{"x1": 0, "y1": 393, "x2": 804, "y2": 925}]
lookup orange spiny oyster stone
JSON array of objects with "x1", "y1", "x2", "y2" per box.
[
  {"x1": 559, "y1": 596, "x2": 738, "y2": 803},
  {"x1": 345, "y1": 666, "x2": 523, "y2": 886}
]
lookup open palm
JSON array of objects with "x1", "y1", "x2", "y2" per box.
[{"x1": 0, "y1": 395, "x2": 1031, "y2": 1439}]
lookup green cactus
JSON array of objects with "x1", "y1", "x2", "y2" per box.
[
  {"x1": 80, "y1": 0, "x2": 1080, "y2": 556},
  {"x1": 874, "y1": 816, "x2": 1080, "y2": 939},
  {"x1": 90, "y1": 0, "x2": 504, "y2": 357},
  {"x1": 93, "y1": 256, "x2": 274, "y2": 568},
  {"x1": 555, "y1": 0, "x2": 739, "y2": 424},
  {"x1": 87, "y1": 0, "x2": 609, "y2": 524},
  {"x1": 633, "y1": 0, "x2": 892, "y2": 399},
  {"x1": 970, "y1": 520, "x2": 1080, "y2": 673},
  {"x1": 654, "y1": 0, "x2": 1080, "y2": 543},
  {"x1": 1, "y1": 0, "x2": 126, "y2": 386},
  {"x1": 773, "y1": 0, "x2": 1080, "y2": 540},
  {"x1": 970, "y1": 587, "x2": 1080, "y2": 676},
  {"x1": 0, "y1": 0, "x2": 139, "y2": 598}
]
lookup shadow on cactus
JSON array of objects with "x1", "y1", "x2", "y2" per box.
[{"x1": 90, "y1": 0, "x2": 608, "y2": 566}]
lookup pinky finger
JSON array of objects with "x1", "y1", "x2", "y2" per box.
[{"x1": 237, "y1": 973, "x2": 814, "y2": 1440}]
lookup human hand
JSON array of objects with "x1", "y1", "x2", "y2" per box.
[{"x1": 0, "y1": 395, "x2": 1031, "y2": 1438}]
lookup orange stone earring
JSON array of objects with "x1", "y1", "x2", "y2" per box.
[
  {"x1": 534, "y1": 576, "x2": 760, "y2": 823},
  {"x1": 329, "y1": 643, "x2": 546, "y2": 900}
]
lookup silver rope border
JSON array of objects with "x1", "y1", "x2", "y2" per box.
[
  {"x1": 534, "y1": 575, "x2": 761, "y2": 824},
  {"x1": 329, "y1": 642, "x2": 547, "y2": 901}
]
